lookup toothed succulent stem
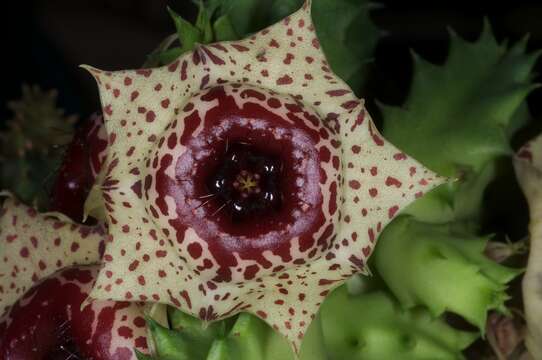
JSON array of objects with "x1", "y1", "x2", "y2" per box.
[
  {"x1": 321, "y1": 286, "x2": 477, "y2": 360},
  {"x1": 373, "y1": 216, "x2": 520, "y2": 331},
  {"x1": 374, "y1": 20, "x2": 532, "y2": 337},
  {"x1": 0, "y1": 85, "x2": 76, "y2": 208}
]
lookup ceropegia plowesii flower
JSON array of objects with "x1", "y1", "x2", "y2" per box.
[
  {"x1": 84, "y1": 1, "x2": 443, "y2": 352},
  {"x1": 514, "y1": 133, "x2": 542, "y2": 358},
  {"x1": 0, "y1": 192, "x2": 105, "y2": 317}
]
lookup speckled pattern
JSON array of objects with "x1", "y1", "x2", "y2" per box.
[
  {"x1": 0, "y1": 193, "x2": 106, "y2": 317},
  {"x1": 84, "y1": 0, "x2": 443, "y2": 352},
  {"x1": 0, "y1": 266, "x2": 148, "y2": 359}
]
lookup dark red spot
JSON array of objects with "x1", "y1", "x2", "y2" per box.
[
  {"x1": 231, "y1": 44, "x2": 249, "y2": 52},
  {"x1": 19, "y1": 247, "x2": 29, "y2": 258},
  {"x1": 284, "y1": 53, "x2": 295, "y2": 64},
  {"x1": 329, "y1": 182, "x2": 338, "y2": 215},
  {"x1": 348, "y1": 180, "x2": 361, "y2": 190},
  {"x1": 187, "y1": 242, "x2": 203, "y2": 259},
  {"x1": 181, "y1": 61, "x2": 188, "y2": 81},
  {"x1": 319, "y1": 146, "x2": 331, "y2": 162},
  {"x1": 146, "y1": 111, "x2": 156, "y2": 122},
  {"x1": 138, "y1": 275, "x2": 146, "y2": 285},
  {"x1": 129, "y1": 260, "x2": 140, "y2": 271},
  {"x1": 388, "y1": 205, "x2": 399, "y2": 219},
  {"x1": 385, "y1": 176, "x2": 402, "y2": 188},
  {"x1": 368, "y1": 228, "x2": 375, "y2": 242},
  {"x1": 240, "y1": 89, "x2": 266, "y2": 101},
  {"x1": 200, "y1": 74, "x2": 210, "y2": 89},
  {"x1": 326, "y1": 89, "x2": 350, "y2": 97},
  {"x1": 168, "y1": 60, "x2": 179, "y2": 72},
  {"x1": 267, "y1": 98, "x2": 281, "y2": 108},
  {"x1": 277, "y1": 75, "x2": 293, "y2": 85},
  {"x1": 136, "y1": 69, "x2": 152, "y2": 77},
  {"x1": 369, "y1": 123, "x2": 384, "y2": 146},
  {"x1": 131, "y1": 180, "x2": 142, "y2": 198},
  {"x1": 118, "y1": 326, "x2": 133, "y2": 339},
  {"x1": 243, "y1": 264, "x2": 260, "y2": 280},
  {"x1": 180, "y1": 290, "x2": 192, "y2": 309},
  {"x1": 341, "y1": 100, "x2": 359, "y2": 110},
  {"x1": 319, "y1": 279, "x2": 335, "y2": 286},
  {"x1": 167, "y1": 133, "x2": 178, "y2": 150}
]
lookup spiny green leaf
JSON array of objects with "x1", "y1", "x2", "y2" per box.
[
  {"x1": 147, "y1": 317, "x2": 209, "y2": 360},
  {"x1": 213, "y1": 14, "x2": 239, "y2": 41},
  {"x1": 216, "y1": 0, "x2": 267, "y2": 37},
  {"x1": 155, "y1": 47, "x2": 184, "y2": 66},
  {"x1": 146, "y1": 309, "x2": 325, "y2": 360},
  {"x1": 206, "y1": 313, "x2": 326, "y2": 360},
  {"x1": 169, "y1": 306, "x2": 228, "y2": 342},
  {"x1": 382, "y1": 22, "x2": 540, "y2": 177},
  {"x1": 403, "y1": 160, "x2": 498, "y2": 225},
  {"x1": 321, "y1": 286, "x2": 477, "y2": 360},
  {"x1": 373, "y1": 216, "x2": 521, "y2": 331},
  {"x1": 196, "y1": 1, "x2": 214, "y2": 43},
  {"x1": 311, "y1": 0, "x2": 378, "y2": 93},
  {"x1": 167, "y1": 7, "x2": 202, "y2": 53}
]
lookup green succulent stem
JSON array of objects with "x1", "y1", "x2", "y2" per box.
[
  {"x1": 321, "y1": 286, "x2": 477, "y2": 360},
  {"x1": 374, "y1": 216, "x2": 521, "y2": 332},
  {"x1": 0, "y1": 85, "x2": 76, "y2": 208}
]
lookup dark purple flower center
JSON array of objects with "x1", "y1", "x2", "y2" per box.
[
  {"x1": 206, "y1": 142, "x2": 283, "y2": 221},
  {"x1": 44, "y1": 323, "x2": 85, "y2": 360},
  {"x1": 44, "y1": 340, "x2": 84, "y2": 360}
]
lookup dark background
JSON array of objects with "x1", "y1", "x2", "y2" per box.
[
  {"x1": 0, "y1": 2, "x2": 537, "y2": 356},
  {"x1": 1, "y1": 0, "x2": 541, "y2": 122}
]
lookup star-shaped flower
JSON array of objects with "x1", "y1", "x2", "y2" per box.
[{"x1": 84, "y1": 1, "x2": 443, "y2": 353}]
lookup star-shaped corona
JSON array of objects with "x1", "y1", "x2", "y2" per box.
[{"x1": 84, "y1": 1, "x2": 443, "y2": 353}]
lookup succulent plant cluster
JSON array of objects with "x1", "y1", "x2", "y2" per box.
[{"x1": 0, "y1": 0, "x2": 539, "y2": 359}]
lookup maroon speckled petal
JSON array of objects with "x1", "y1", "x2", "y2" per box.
[
  {"x1": 0, "y1": 193, "x2": 106, "y2": 317},
  {"x1": 0, "y1": 265, "x2": 148, "y2": 359}
]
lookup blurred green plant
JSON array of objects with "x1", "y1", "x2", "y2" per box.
[{"x1": 0, "y1": 85, "x2": 75, "y2": 208}]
